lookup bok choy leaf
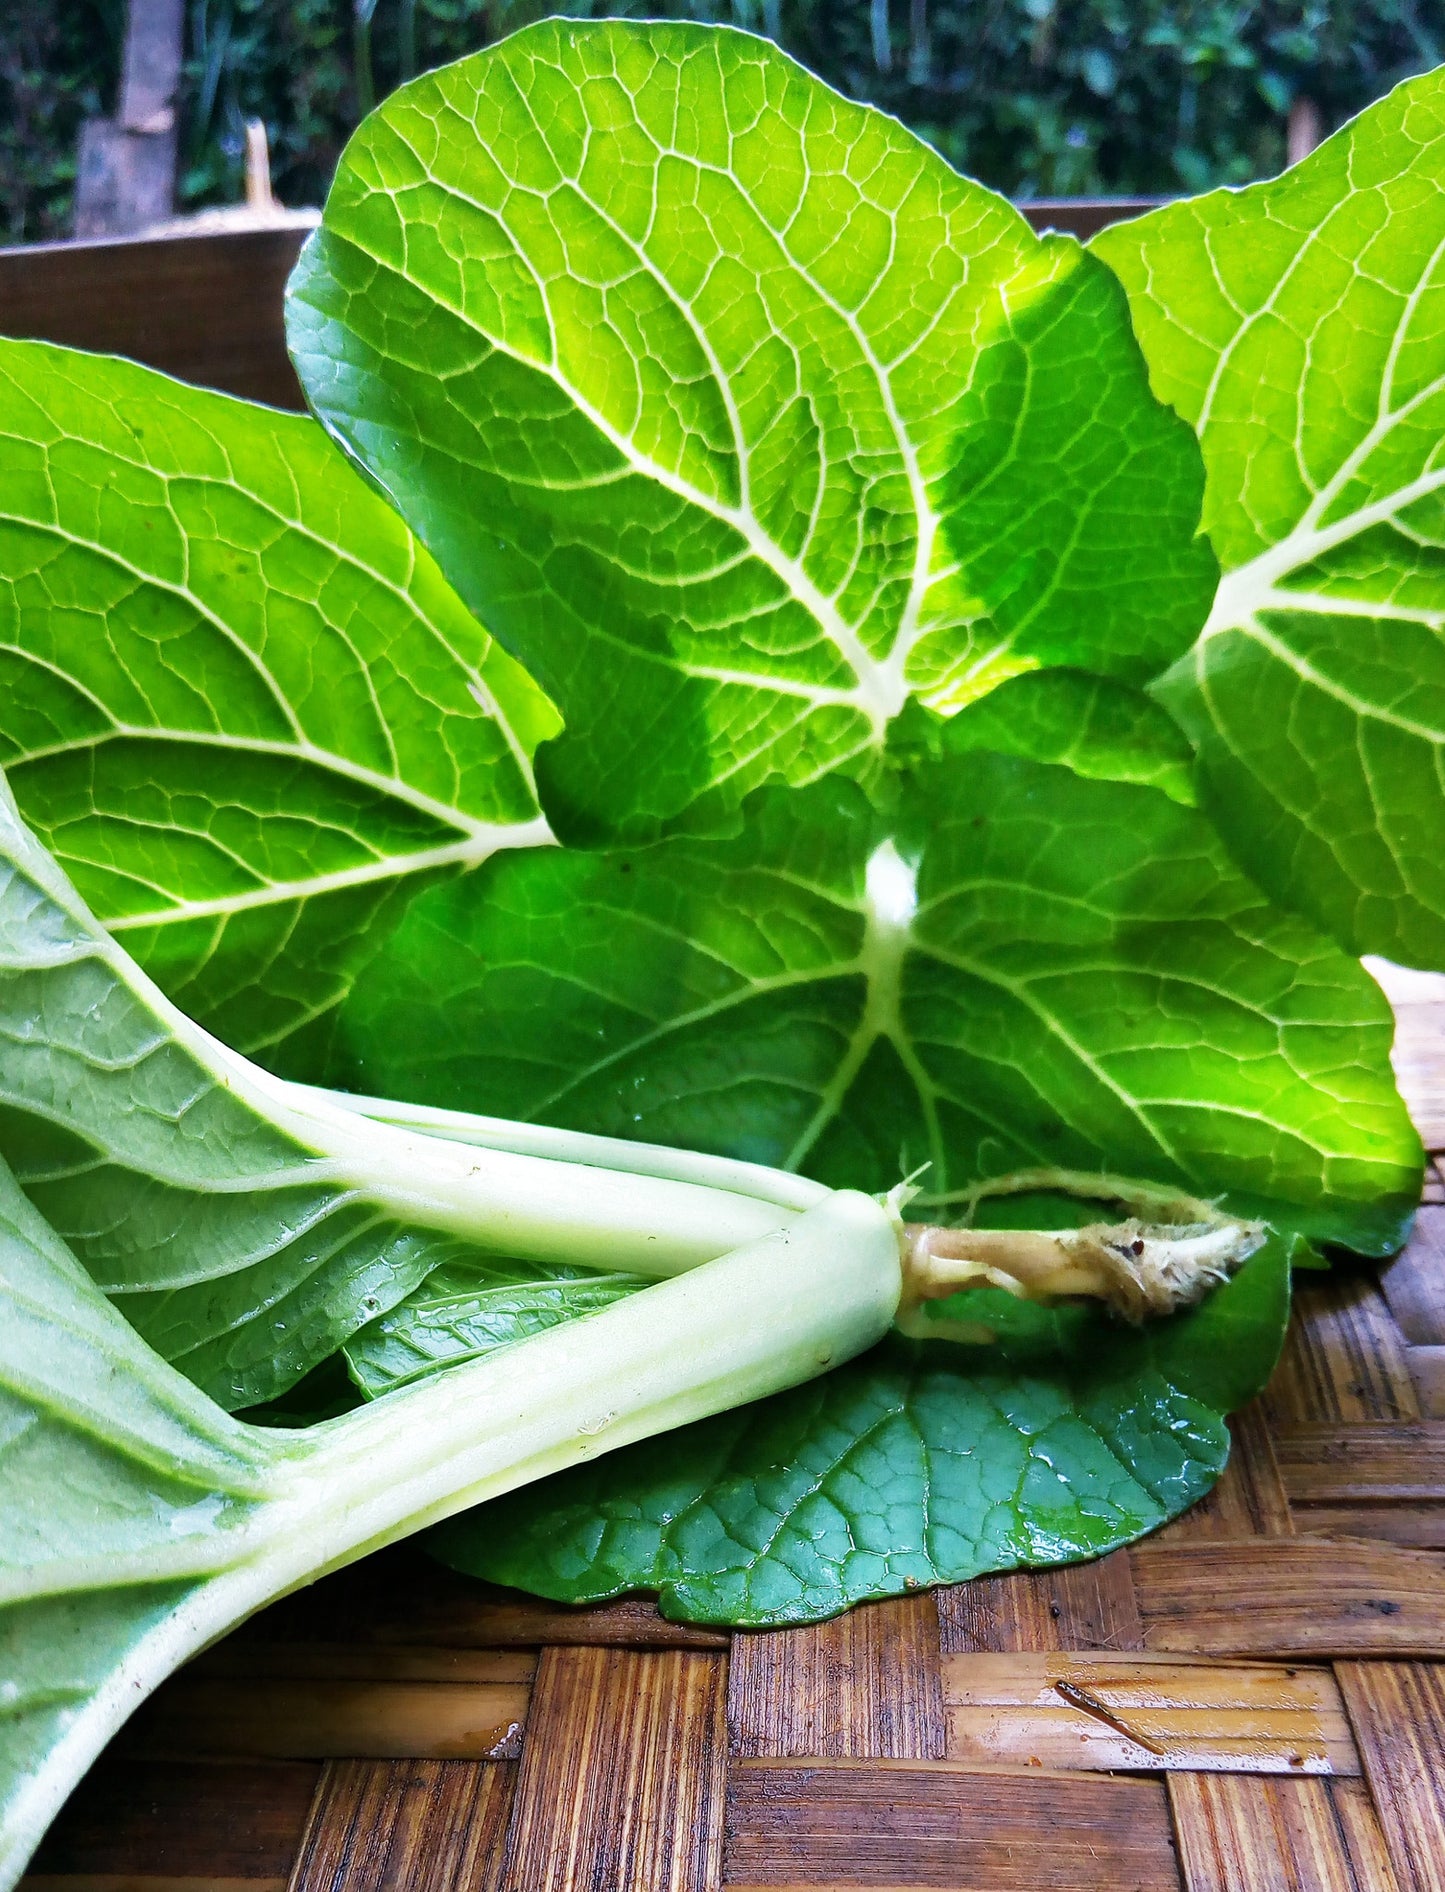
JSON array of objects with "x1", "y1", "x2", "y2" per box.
[
  {"x1": 1094, "y1": 68, "x2": 1445, "y2": 971},
  {"x1": 286, "y1": 19, "x2": 1216, "y2": 843},
  {"x1": 0, "y1": 338, "x2": 558, "y2": 1070}
]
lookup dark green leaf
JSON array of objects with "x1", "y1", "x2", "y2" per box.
[
  {"x1": 937, "y1": 670, "x2": 1197, "y2": 804},
  {"x1": 428, "y1": 1229, "x2": 1292, "y2": 1626},
  {"x1": 343, "y1": 1262, "x2": 643, "y2": 1397}
]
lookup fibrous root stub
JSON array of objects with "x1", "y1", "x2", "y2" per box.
[{"x1": 902, "y1": 1215, "x2": 1267, "y2": 1326}]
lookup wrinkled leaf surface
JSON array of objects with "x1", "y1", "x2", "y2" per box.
[
  {"x1": 0, "y1": 339, "x2": 555, "y2": 1069},
  {"x1": 289, "y1": 20, "x2": 1215, "y2": 841},
  {"x1": 1095, "y1": 71, "x2": 1445, "y2": 968}
]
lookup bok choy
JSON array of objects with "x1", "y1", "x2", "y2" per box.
[
  {"x1": 0, "y1": 773, "x2": 1267, "y2": 1882},
  {"x1": 2, "y1": 19, "x2": 1443, "y2": 1884}
]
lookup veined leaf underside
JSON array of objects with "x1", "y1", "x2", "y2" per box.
[
  {"x1": 0, "y1": 340, "x2": 557, "y2": 1061},
  {"x1": 1095, "y1": 73, "x2": 1445, "y2": 965},
  {"x1": 290, "y1": 21, "x2": 1214, "y2": 837}
]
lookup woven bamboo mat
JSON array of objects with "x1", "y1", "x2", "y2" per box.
[{"x1": 20, "y1": 973, "x2": 1445, "y2": 1892}]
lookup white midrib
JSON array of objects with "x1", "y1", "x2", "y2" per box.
[
  {"x1": 519, "y1": 842, "x2": 1165, "y2": 1184},
  {"x1": 506, "y1": 332, "x2": 914, "y2": 729},
  {"x1": 784, "y1": 841, "x2": 944, "y2": 1174},
  {"x1": 104, "y1": 815, "x2": 554, "y2": 931},
  {"x1": 343, "y1": 202, "x2": 944, "y2": 736},
  {"x1": 1203, "y1": 458, "x2": 1445, "y2": 649},
  {"x1": 515, "y1": 852, "x2": 927, "y2": 1143},
  {"x1": 678, "y1": 142, "x2": 944, "y2": 714},
  {"x1": 523, "y1": 357, "x2": 905, "y2": 725}
]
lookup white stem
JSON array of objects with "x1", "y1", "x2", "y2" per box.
[
  {"x1": 2, "y1": 790, "x2": 803, "y2": 1281},
  {"x1": 0, "y1": 1191, "x2": 901, "y2": 1888},
  {"x1": 239, "y1": 1063, "x2": 808, "y2": 1277},
  {"x1": 288, "y1": 1187, "x2": 901, "y2": 1559},
  {"x1": 289, "y1": 1081, "x2": 830, "y2": 1213}
]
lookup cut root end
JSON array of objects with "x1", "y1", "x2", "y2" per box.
[{"x1": 899, "y1": 1213, "x2": 1267, "y2": 1333}]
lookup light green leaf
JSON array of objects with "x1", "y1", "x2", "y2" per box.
[
  {"x1": 429, "y1": 1231, "x2": 1293, "y2": 1626},
  {"x1": 0, "y1": 1147, "x2": 285, "y2": 1887},
  {"x1": 341, "y1": 757, "x2": 1422, "y2": 1255},
  {"x1": 343, "y1": 1262, "x2": 643, "y2": 1397},
  {"x1": 287, "y1": 19, "x2": 1215, "y2": 843},
  {"x1": 0, "y1": 772, "x2": 483, "y2": 1407},
  {"x1": 1093, "y1": 70, "x2": 1445, "y2": 969},
  {"x1": 931, "y1": 670, "x2": 1198, "y2": 804},
  {"x1": 0, "y1": 338, "x2": 557, "y2": 1072}
]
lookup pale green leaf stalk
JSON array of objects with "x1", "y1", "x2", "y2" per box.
[{"x1": 0, "y1": 1159, "x2": 898, "y2": 1890}]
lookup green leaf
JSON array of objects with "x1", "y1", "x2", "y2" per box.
[
  {"x1": 0, "y1": 772, "x2": 485, "y2": 1407},
  {"x1": 287, "y1": 19, "x2": 1215, "y2": 843},
  {"x1": 0, "y1": 338, "x2": 557, "y2": 1073},
  {"x1": 0, "y1": 1146, "x2": 286, "y2": 1885},
  {"x1": 0, "y1": 771, "x2": 837, "y2": 1412},
  {"x1": 341, "y1": 755, "x2": 1422, "y2": 1255},
  {"x1": 343, "y1": 1262, "x2": 643, "y2": 1397},
  {"x1": 1093, "y1": 70, "x2": 1445, "y2": 970},
  {"x1": 934, "y1": 670, "x2": 1198, "y2": 804},
  {"x1": 428, "y1": 1229, "x2": 1292, "y2": 1626}
]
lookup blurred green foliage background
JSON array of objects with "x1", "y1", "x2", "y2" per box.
[
  {"x1": 2, "y1": 0, "x2": 1439, "y2": 244},
  {"x1": 1, "y1": 0, "x2": 125, "y2": 243}
]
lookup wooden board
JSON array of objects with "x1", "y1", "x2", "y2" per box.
[
  {"x1": 0, "y1": 201, "x2": 1150, "y2": 414},
  {"x1": 5, "y1": 229, "x2": 1445, "y2": 1892},
  {"x1": 0, "y1": 227, "x2": 311, "y2": 410}
]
